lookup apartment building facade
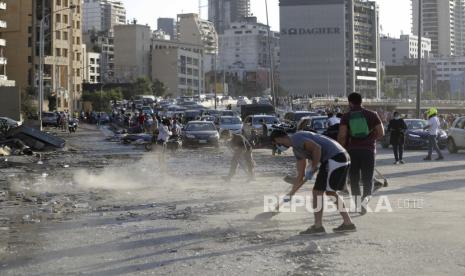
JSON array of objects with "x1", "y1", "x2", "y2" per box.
[
  {"x1": 3, "y1": 0, "x2": 84, "y2": 112},
  {"x1": 0, "y1": 0, "x2": 15, "y2": 87}
]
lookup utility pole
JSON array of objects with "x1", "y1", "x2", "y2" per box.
[
  {"x1": 214, "y1": 54, "x2": 217, "y2": 110},
  {"x1": 416, "y1": 0, "x2": 422, "y2": 118},
  {"x1": 265, "y1": 0, "x2": 276, "y2": 106}
]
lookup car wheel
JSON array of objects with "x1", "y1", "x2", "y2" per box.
[{"x1": 447, "y1": 138, "x2": 458, "y2": 154}]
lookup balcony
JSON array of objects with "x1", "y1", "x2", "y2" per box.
[{"x1": 0, "y1": 2, "x2": 6, "y2": 10}]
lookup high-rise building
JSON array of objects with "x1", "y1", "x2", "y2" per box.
[
  {"x1": 3, "y1": 0, "x2": 84, "y2": 112},
  {"x1": 218, "y1": 17, "x2": 279, "y2": 91},
  {"x1": 412, "y1": 0, "x2": 465, "y2": 57},
  {"x1": 381, "y1": 35, "x2": 432, "y2": 66},
  {"x1": 113, "y1": 24, "x2": 151, "y2": 82},
  {"x1": 157, "y1": 18, "x2": 176, "y2": 40},
  {"x1": 208, "y1": 0, "x2": 250, "y2": 34},
  {"x1": 83, "y1": 0, "x2": 126, "y2": 34},
  {"x1": 152, "y1": 39, "x2": 204, "y2": 97},
  {"x1": 0, "y1": 0, "x2": 15, "y2": 87},
  {"x1": 279, "y1": 0, "x2": 380, "y2": 98},
  {"x1": 177, "y1": 13, "x2": 218, "y2": 55},
  {"x1": 82, "y1": 45, "x2": 101, "y2": 84}
]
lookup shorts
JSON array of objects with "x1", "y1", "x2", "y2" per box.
[{"x1": 314, "y1": 152, "x2": 350, "y2": 192}]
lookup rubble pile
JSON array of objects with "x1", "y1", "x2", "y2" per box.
[{"x1": 0, "y1": 121, "x2": 65, "y2": 157}]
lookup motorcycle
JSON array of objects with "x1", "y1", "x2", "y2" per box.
[{"x1": 68, "y1": 118, "x2": 78, "y2": 133}]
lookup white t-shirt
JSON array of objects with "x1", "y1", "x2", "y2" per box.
[
  {"x1": 328, "y1": 116, "x2": 341, "y2": 126},
  {"x1": 157, "y1": 125, "x2": 172, "y2": 142},
  {"x1": 428, "y1": 116, "x2": 440, "y2": 136}
]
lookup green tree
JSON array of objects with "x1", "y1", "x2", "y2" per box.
[
  {"x1": 152, "y1": 79, "x2": 166, "y2": 97},
  {"x1": 82, "y1": 88, "x2": 123, "y2": 112},
  {"x1": 133, "y1": 77, "x2": 152, "y2": 96}
]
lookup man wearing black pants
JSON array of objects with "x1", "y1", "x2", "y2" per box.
[
  {"x1": 388, "y1": 111, "x2": 407, "y2": 164},
  {"x1": 338, "y1": 93, "x2": 385, "y2": 215}
]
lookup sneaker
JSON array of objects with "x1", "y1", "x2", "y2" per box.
[
  {"x1": 423, "y1": 157, "x2": 432, "y2": 161},
  {"x1": 399, "y1": 160, "x2": 405, "y2": 164},
  {"x1": 360, "y1": 205, "x2": 367, "y2": 215},
  {"x1": 299, "y1": 225, "x2": 326, "y2": 236},
  {"x1": 435, "y1": 156, "x2": 444, "y2": 161},
  {"x1": 333, "y1": 223, "x2": 357, "y2": 233},
  {"x1": 393, "y1": 161, "x2": 399, "y2": 165}
]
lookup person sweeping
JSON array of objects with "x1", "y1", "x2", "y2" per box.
[{"x1": 270, "y1": 130, "x2": 355, "y2": 235}]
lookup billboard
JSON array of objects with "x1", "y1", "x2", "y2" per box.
[{"x1": 279, "y1": 0, "x2": 347, "y2": 96}]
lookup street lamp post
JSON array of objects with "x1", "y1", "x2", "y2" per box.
[
  {"x1": 265, "y1": 0, "x2": 276, "y2": 106},
  {"x1": 38, "y1": 5, "x2": 76, "y2": 130},
  {"x1": 416, "y1": 0, "x2": 422, "y2": 118}
]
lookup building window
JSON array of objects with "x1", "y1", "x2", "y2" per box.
[
  {"x1": 76, "y1": 36, "x2": 80, "y2": 44},
  {"x1": 76, "y1": 69, "x2": 80, "y2": 76},
  {"x1": 64, "y1": 0, "x2": 68, "y2": 7},
  {"x1": 63, "y1": 31, "x2": 68, "y2": 40},
  {"x1": 56, "y1": 0, "x2": 61, "y2": 6},
  {"x1": 55, "y1": 14, "x2": 61, "y2": 23},
  {"x1": 76, "y1": 52, "x2": 81, "y2": 61},
  {"x1": 76, "y1": 21, "x2": 80, "y2": 29},
  {"x1": 56, "y1": 48, "x2": 61, "y2": 57},
  {"x1": 63, "y1": 14, "x2": 68, "y2": 24},
  {"x1": 56, "y1": 31, "x2": 61, "y2": 40},
  {"x1": 63, "y1": 49, "x2": 68, "y2": 57}
]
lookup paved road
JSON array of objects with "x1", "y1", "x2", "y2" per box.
[{"x1": 1, "y1": 125, "x2": 464, "y2": 275}]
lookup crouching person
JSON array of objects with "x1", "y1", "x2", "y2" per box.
[
  {"x1": 222, "y1": 134, "x2": 255, "y2": 182},
  {"x1": 270, "y1": 129, "x2": 356, "y2": 235}
]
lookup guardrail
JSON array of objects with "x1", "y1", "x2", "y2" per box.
[{"x1": 293, "y1": 97, "x2": 465, "y2": 106}]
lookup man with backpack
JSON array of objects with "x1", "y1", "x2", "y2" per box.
[{"x1": 338, "y1": 93, "x2": 384, "y2": 215}]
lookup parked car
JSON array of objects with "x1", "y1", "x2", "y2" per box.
[
  {"x1": 182, "y1": 121, "x2": 219, "y2": 148},
  {"x1": 242, "y1": 115, "x2": 279, "y2": 139},
  {"x1": 92, "y1": 112, "x2": 110, "y2": 124},
  {"x1": 141, "y1": 106, "x2": 154, "y2": 115},
  {"x1": 183, "y1": 110, "x2": 203, "y2": 124},
  {"x1": 200, "y1": 115, "x2": 216, "y2": 122},
  {"x1": 220, "y1": 110, "x2": 237, "y2": 117},
  {"x1": 381, "y1": 119, "x2": 447, "y2": 149},
  {"x1": 42, "y1": 112, "x2": 59, "y2": 127},
  {"x1": 447, "y1": 116, "x2": 465, "y2": 153},
  {"x1": 0, "y1": 117, "x2": 22, "y2": 129},
  {"x1": 236, "y1": 99, "x2": 248, "y2": 107},
  {"x1": 217, "y1": 116, "x2": 243, "y2": 139},
  {"x1": 284, "y1": 111, "x2": 319, "y2": 125},
  {"x1": 297, "y1": 116, "x2": 329, "y2": 134}
]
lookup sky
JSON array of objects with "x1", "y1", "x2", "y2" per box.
[{"x1": 122, "y1": 0, "x2": 411, "y2": 37}]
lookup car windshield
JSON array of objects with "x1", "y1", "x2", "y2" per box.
[
  {"x1": 186, "y1": 123, "x2": 216, "y2": 131},
  {"x1": 406, "y1": 120, "x2": 427, "y2": 130},
  {"x1": 312, "y1": 118, "x2": 328, "y2": 130},
  {"x1": 253, "y1": 117, "x2": 278, "y2": 124},
  {"x1": 222, "y1": 111, "x2": 235, "y2": 116},
  {"x1": 221, "y1": 117, "x2": 241, "y2": 124}
]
